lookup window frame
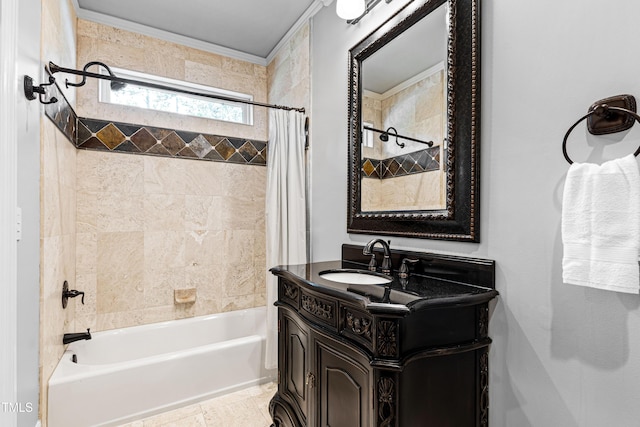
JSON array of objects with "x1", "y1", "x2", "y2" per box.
[{"x1": 98, "y1": 67, "x2": 254, "y2": 125}]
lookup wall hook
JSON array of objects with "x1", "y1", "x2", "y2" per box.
[{"x1": 23, "y1": 75, "x2": 58, "y2": 105}]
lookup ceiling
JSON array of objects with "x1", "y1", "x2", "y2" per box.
[
  {"x1": 75, "y1": 0, "x2": 324, "y2": 63},
  {"x1": 363, "y1": 3, "x2": 447, "y2": 94}
]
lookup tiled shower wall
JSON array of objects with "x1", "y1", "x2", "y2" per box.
[
  {"x1": 360, "y1": 69, "x2": 446, "y2": 211},
  {"x1": 40, "y1": 0, "x2": 78, "y2": 423},
  {"x1": 72, "y1": 19, "x2": 271, "y2": 331}
]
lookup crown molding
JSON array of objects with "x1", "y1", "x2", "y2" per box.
[{"x1": 266, "y1": 0, "x2": 329, "y2": 64}]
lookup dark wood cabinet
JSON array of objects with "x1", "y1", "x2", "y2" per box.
[{"x1": 270, "y1": 248, "x2": 498, "y2": 427}]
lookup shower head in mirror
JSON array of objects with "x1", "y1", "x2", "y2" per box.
[{"x1": 380, "y1": 127, "x2": 404, "y2": 148}]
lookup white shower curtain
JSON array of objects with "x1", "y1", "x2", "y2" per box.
[{"x1": 265, "y1": 109, "x2": 307, "y2": 370}]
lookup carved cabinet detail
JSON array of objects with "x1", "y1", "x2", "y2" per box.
[{"x1": 270, "y1": 274, "x2": 497, "y2": 427}]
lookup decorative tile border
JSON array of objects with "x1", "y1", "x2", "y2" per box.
[
  {"x1": 77, "y1": 118, "x2": 267, "y2": 165},
  {"x1": 362, "y1": 146, "x2": 440, "y2": 179},
  {"x1": 44, "y1": 80, "x2": 77, "y2": 145},
  {"x1": 43, "y1": 80, "x2": 267, "y2": 166}
]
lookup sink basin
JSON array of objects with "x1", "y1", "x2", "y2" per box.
[{"x1": 319, "y1": 269, "x2": 392, "y2": 285}]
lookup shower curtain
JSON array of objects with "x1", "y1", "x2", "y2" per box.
[{"x1": 265, "y1": 109, "x2": 307, "y2": 370}]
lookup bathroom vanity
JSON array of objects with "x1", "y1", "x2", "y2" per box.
[{"x1": 269, "y1": 245, "x2": 498, "y2": 427}]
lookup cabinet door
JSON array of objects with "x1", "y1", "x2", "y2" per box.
[
  {"x1": 281, "y1": 310, "x2": 309, "y2": 424},
  {"x1": 312, "y1": 333, "x2": 371, "y2": 427}
]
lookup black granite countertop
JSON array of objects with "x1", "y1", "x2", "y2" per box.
[{"x1": 271, "y1": 260, "x2": 499, "y2": 314}]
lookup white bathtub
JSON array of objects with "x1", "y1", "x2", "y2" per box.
[{"x1": 48, "y1": 307, "x2": 275, "y2": 427}]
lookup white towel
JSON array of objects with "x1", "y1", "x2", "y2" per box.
[{"x1": 562, "y1": 154, "x2": 640, "y2": 293}]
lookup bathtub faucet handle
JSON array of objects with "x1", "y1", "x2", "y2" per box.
[{"x1": 62, "y1": 280, "x2": 85, "y2": 308}]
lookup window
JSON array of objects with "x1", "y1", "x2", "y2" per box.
[
  {"x1": 362, "y1": 121, "x2": 374, "y2": 148},
  {"x1": 99, "y1": 67, "x2": 253, "y2": 125}
]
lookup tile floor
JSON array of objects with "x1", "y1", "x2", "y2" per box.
[{"x1": 117, "y1": 382, "x2": 276, "y2": 427}]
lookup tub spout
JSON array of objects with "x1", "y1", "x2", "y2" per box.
[{"x1": 63, "y1": 328, "x2": 91, "y2": 345}]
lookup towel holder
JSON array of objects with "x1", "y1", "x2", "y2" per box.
[{"x1": 562, "y1": 94, "x2": 640, "y2": 164}]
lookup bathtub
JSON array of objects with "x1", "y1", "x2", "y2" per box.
[{"x1": 48, "y1": 307, "x2": 275, "y2": 427}]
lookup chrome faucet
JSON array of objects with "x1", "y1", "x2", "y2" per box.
[{"x1": 363, "y1": 239, "x2": 392, "y2": 275}]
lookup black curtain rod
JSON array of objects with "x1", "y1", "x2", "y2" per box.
[
  {"x1": 47, "y1": 61, "x2": 306, "y2": 114},
  {"x1": 363, "y1": 125, "x2": 433, "y2": 147}
]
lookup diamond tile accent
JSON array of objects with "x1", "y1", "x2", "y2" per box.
[
  {"x1": 176, "y1": 146, "x2": 198, "y2": 158},
  {"x1": 189, "y1": 135, "x2": 213, "y2": 158},
  {"x1": 161, "y1": 132, "x2": 187, "y2": 155},
  {"x1": 147, "y1": 143, "x2": 172, "y2": 156},
  {"x1": 78, "y1": 137, "x2": 107, "y2": 150},
  {"x1": 130, "y1": 128, "x2": 158, "y2": 152},
  {"x1": 77, "y1": 122, "x2": 92, "y2": 145},
  {"x1": 71, "y1": 117, "x2": 266, "y2": 166},
  {"x1": 96, "y1": 123, "x2": 126, "y2": 149},
  {"x1": 215, "y1": 138, "x2": 236, "y2": 160},
  {"x1": 114, "y1": 140, "x2": 141, "y2": 153},
  {"x1": 362, "y1": 159, "x2": 375, "y2": 177},
  {"x1": 205, "y1": 149, "x2": 225, "y2": 161},
  {"x1": 82, "y1": 118, "x2": 111, "y2": 133},
  {"x1": 238, "y1": 142, "x2": 259, "y2": 161},
  {"x1": 363, "y1": 147, "x2": 440, "y2": 179}
]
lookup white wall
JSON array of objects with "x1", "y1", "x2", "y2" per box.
[
  {"x1": 311, "y1": 0, "x2": 640, "y2": 425},
  {"x1": 16, "y1": 0, "x2": 42, "y2": 425}
]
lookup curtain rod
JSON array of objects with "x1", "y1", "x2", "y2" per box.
[
  {"x1": 363, "y1": 125, "x2": 433, "y2": 147},
  {"x1": 47, "y1": 61, "x2": 306, "y2": 114}
]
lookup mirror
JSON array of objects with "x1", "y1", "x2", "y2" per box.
[{"x1": 347, "y1": 0, "x2": 480, "y2": 241}]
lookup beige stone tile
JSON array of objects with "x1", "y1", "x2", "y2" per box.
[
  {"x1": 140, "y1": 402, "x2": 202, "y2": 426},
  {"x1": 222, "y1": 230, "x2": 255, "y2": 265},
  {"x1": 144, "y1": 156, "x2": 188, "y2": 195},
  {"x1": 76, "y1": 190, "x2": 97, "y2": 233},
  {"x1": 185, "y1": 49, "x2": 223, "y2": 69},
  {"x1": 185, "y1": 230, "x2": 224, "y2": 269},
  {"x1": 97, "y1": 191, "x2": 144, "y2": 232},
  {"x1": 144, "y1": 230, "x2": 186, "y2": 270},
  {"x1": 143, "y1": 47, "x2": 185, "y2": 81},
  {"x1": 77, "y1": 19, "x2": 98, "y2": 38},
  {"x1": 221, "y1": 57, "x2": 255, "y2": 76},
  {"x1": 143, "y1": 305, "x2": 177, "y2": 324},
  {"x1": 183, "y1": 160, "x2": 227, "y2": 196},
  {"x1": 201, "y1": 398, "x2": 268, "y2": 427},
  {"x1": 218, "y1": 294, "x2": 255, "y2": 313},
  {"x1": 184, "y1": 60, "x2": 224, "y2": 89},
  {"x1": 221, "y1": 163, "x2": 266, "y2": 199},
  {"x1": 221, "y1": 197, "x2": 258, "y2": 231},
  {"x1": 98, "y1": 24, "x2": 145, "y2": 49},
  {"x1": 76, "y1": 232, "x2": 97, "y2": 274},
  {"x1": 185, "y1": 265, "x2": 220, "y2": 301},
  {"x1": 223, "y1": 265, "x2": 258, "y2": 298},
  {"x1": 144, "y1": 194, "x2": 186, "y2": 231},
  {"x1": 96, "y1": 232, "x2": 145, "y2": 313},
  {"x1": 184, "y1": 195, "x2": 223, "y2": 231},
  {"x1": 144, "y1": 268, "x2": 185, "y2": 308},
  {"x1": 76, "y1": 149, "x2": 102, "y2": 192},
  {"x1": 75, "y1": 273, "x2": 97, "y2": 316},
  {"x1": 95, "y1": 309, "x2": 146, "y2": 331},
  {"x1": 193, "y1": 298, "x2": 221, "y2": 317},
  {"x1": 98, "y1": 152, "x2": 145, "y2": 194}
]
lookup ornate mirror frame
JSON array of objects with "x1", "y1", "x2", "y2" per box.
[{"x1": 347, "y1": 0, "x2": 480, "y2": 242}]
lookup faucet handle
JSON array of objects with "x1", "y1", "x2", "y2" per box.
[
  {"x1": 62, "y1": 281, "x2": 85, "y2": 308},
  {"x1": 367, "y1": 254, "x2": 377, "y2": 271},
  {"x1": 399, "y1": 258, "x2": 420, "y2": 279}
]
